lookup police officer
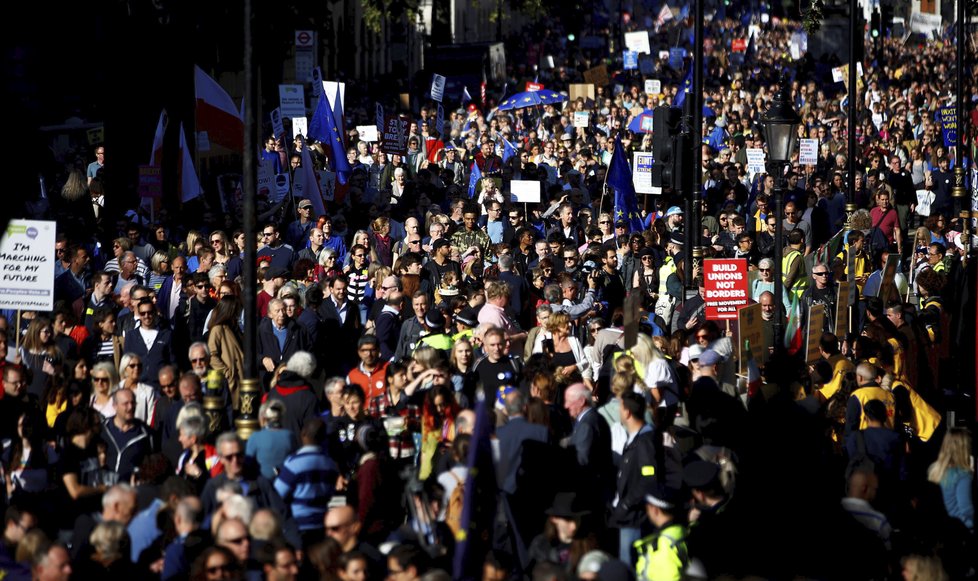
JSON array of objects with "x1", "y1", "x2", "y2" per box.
[{"x1": 633, "y1": 483, "x2": 688, "y2": 581}]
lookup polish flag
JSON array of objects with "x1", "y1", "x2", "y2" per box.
[
  {"x1": 179, "y1": 122, "x2": 203, "y2": 202},
  {"x1": 194, "y1": 66, "x2": 244, "y2": 152}
]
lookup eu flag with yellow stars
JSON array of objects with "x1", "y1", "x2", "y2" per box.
[
  {"x1": 308, "y1": 90, "x2": 351, "y2": 184},
  {"x1": 608, "y1": 135, "x2": 644, "y2": 233}
]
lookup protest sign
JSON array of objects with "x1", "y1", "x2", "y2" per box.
[
  {"x1": 569, "y1": 84, "x2": 595, "y2": 102},
  {"x1": 436, "y1": 104, "x2": 445, "y2": 136},
  {"x1": 737, "y1": 303, "x2": 764, "y2": 374},
  {"x1": 525, "y1": 82, "x2": 544, "y2": 92},
  {"x1": 624, "y1": 30, "x2": 651, "y2": 54},
  {"x1": 510, "y1": 180, "x2": 541, "y2": 203},
  {"x1": 312, "y1": 67, "x2": 322, "y2": 100},
  {"x1": 583, "y1": 64, "x2": 609, "y2": 86},
  {"x1": 633, "y1": 152, "x2": 655, "y2": 194},
  {"x1": 799, "y1": 138, "x2": 818, "y2": 166},
  {"x1": 704, "y1": 259, "x2": 749, "y2": 320},
  {"x1": 645, "y1": 79, "x2": 661, "y2": 95},
  {"x1": 639, "y1": 56, "x2": 655, "y2": 76},
  {"x1": 278, "y1": 85, "x2": 306, "y2": 118},
  {"x1": 381, "y1": 115, "x2": 410, "y2": 156},
  {"x1": 137, "y1": 166, "x2": 162, "y2": 198},
  {"x1": 669, "y1": 48, "x2": 685, "y2": 70},
  {"x1": 375, "y1": 103, "x2": 384, "y2": 132},
  {"x1": 87, "y1": 127, "x2": 104, "y2": 145},
  {"x1": 357, "y1": 125, "x2": 379, "y2": 142},
  {"x1": 431, "y1": 74, "x2": 446, "y2": 102},
  {"x1": 806, "y1": 304, "x2": 827, "y2": 364},
  {"x1": 623, "y1": 51, "x2": 639, "y2": 70},
  {"x1": 746, "y1": 148, "x2": 766, "y2": 174},
  {"x1": 573, "y1": 112, "x2": 590, "y2": 128},
  {"x1": 0, "y1": 220, "x2": 56, "y2": 311},
  {"x1": 270, "y1": 108, "x2": 285, "y2": 140},
  {"x1": 291, "y1": 117, "x2": 307, "y2": 139},
  {"x1": 941, "y1": 107, "x2": 957, "y2": 147},
  {"x1": 835, "y1": 281, "x2": 850, "y2": 336},
  {"x1": 273, "y1": 173, "x2": 290, "y2": 202},
  {"x1": 257, "y1": 159, "x2": 273, "y2": 198}
]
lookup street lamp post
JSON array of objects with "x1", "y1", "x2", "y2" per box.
[{"x1": 761, "y1": 78, "x2": 801, "y2": 353}]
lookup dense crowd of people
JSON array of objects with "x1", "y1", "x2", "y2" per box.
[{"x1": 5, "y1": 6, "x2": 978, "y2": 581}]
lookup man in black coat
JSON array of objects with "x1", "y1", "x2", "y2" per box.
[
  {"x1": 257, "y1": 298, "x2": 311, "y2": 385},
  {"x1": 611, "y1": 392, "x2": 659, "y2": 563},
  {"x1": 563, "y1": 382, "x2": 614, "y2": 508},
  {"x1": 317, "y1": 274, "x2": 362, "y2": 375}
]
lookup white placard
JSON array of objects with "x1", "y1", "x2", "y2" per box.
[
  {"x1": 573, "y1": 112, "x2": 590, "y2": 128},
  {"x1": 0, "y1": 220, "x2": 56, "y2": 311},
  {"x1": 510, "y1": 180, "x2": 541, "y2": 203},
  {"x1": 357, "y1": 125, "x2": 379, "y2": 142},
  {"x1": 746, "y1": 148, "x2": 766, "y2": 174},
  {"x1": 624, "y1": 31, "x2": 651, "y2": 54},
  {"x1": 278, "y1": 85, "x2": 307, "y2": 118},
  {"x1": 832, "y1": 66, "x2": 845, "y2": 83},
  {"x1": 799, "y1": 138, "x2": 818, "y2": 166},
  {"x1": 431, "y1": 74, "x2": 446, "y2": 102},
  {"x1": 273, "y1": 173, "x2": 290, "y2": 202},
  {"x1": 257, "y1": 158, "x2": 273, "y2": 196},
  {"x1": 270, "y1": 108, "x2": 285, "y2": 140},
  {"x1": 633, "y1": 152, "x2": 656, "y2": 194},
  {"x1": 645, "y1": 79, "x2": 661, "y2": 95},
  {"x1": 291, "y1": 117, "x2": 308, "y2": 138},
  {"x1": 658, "y1": 50, "x2": 670, "y2": 61}
]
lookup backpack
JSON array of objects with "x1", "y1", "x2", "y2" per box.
[
  {"x1": 867, "y1": 209, "x2": 892, "y2": 256},
  {"x1": 444, "y1": 470, "x2": 466, "y2": 537}
]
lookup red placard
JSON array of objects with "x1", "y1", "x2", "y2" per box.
[
  {"x1": 525, "y1": 82, "x2": 544, "y2": 92},
  {"x1": 732, "y1": 38, "x2": 747, "y2": 52},
  {"x1": 704, "y1": 259, "x2": 749, "y2": 320}
]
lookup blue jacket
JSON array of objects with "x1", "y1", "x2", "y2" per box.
[
  {"x1": 274, "y1": 445, "x2": 339, "y2": 530},
  {"x1": 940, "y1": 467, "x2": 974, "y2": 530}
]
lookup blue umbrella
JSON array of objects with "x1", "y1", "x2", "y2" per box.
[
  {"x1": 628, "y1": 109, "x2": 656, "y2": 133},
  {"x1": 497, "y1": 90, "x2": 568, "y2": 111}
]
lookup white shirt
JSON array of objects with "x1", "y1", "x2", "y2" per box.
[
  {"x1": 168, "y1": 280, "x2": 182, "y2": 320},
  {"x1": 139, "y1": 326, "x2": 159, "y2": 351},
  {"x1": 332, "y1": 297, "x2": 348, "y2": 324}
]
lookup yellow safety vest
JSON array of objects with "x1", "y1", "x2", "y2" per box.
[
  {"x1": 657, "y1": 256, "x2": 677, "y2": 296},
  {"x1": 634, "y1": 523, "x2": 687, "y2": 581},
  {"x1": 851, "y1": 385, "x2": 895, "y2": 431},
  {"x1": 417, "y1": 333, "x2": 454, "y2": 352},
  {"x1": 891, "y1": 379, "x2": 941, "y2": 442},
  {"x1": 782, "y1": 248, "x2": 808, "y2": 299},
  {"x1": 817, "y1": 354, "x2": 855, "y2": 400}
]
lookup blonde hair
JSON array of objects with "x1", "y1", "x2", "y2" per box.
[
  {"x1": 90, "y1": 521, "x2": 129, "y2": 562},
  {"x1": 545, "y1": 311, "x2": 571, "y2": 334},
  {"x1": 900, "y1": 554, "x2": 949, "y2": 581},
  {"x1": 927, "y1": 427, "x2": 973, "y2": 484}
]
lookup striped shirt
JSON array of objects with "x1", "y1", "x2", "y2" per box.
[{"x1": 273, "y1": 445, "x2": 339, "y2": 530}]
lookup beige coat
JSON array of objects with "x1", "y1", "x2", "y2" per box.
[{"x1": 207, "y1": 324, "x2": 244, "y2": 407}]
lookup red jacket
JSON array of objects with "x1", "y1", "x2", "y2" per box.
[{"x1": 347, "y1": 362, "x2": 389, "y2": 401}]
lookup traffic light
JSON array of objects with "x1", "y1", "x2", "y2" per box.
[
  {"x1": 651, "y1": 106, "x2": 681, "y2": 193},
  {"x1": 870, "y1": 9, "x2": 881, "y2": 38}
]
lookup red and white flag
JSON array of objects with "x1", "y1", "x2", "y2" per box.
[
  {"x1": 179, "y1": 122, "x2": 203, "y2": 202},
  {"x1": 194, "y1": 66, "x2": 244, "y2": 152},
  {"x1": 149, "y1": 110, "x2": 167, "y2": 166}
]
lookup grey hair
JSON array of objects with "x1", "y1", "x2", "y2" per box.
[
  {"x1": 323, "y1": 377, "x2": 345, "y2": 396},
  {"x1": 758, "y1": 257, "x2": 774, "y2": 269},
  {"x1": 504, "y1": 389, "x2": 527, "y2": 416},
  {"x1": 178, "y1": 414, "x2": 207, "y2": 440},
  {"x1": 498, "y1": 254, "x2": 514, "y2": 271},
  {"x1": 102, "y1": 483, "x2": 135, "y2": 510},
  {"x1": 208, "y1": 263, "x2": 227, "y2": 283},
  {"x1": 565, "y1": 383, "x2": 591, "y2": 406},
  {"x1": 319, "y1": 248, "x2": 339, "y2": 267},
  {"x1": 175, "y1": 402, "x2": 204, "y2": 430},
  {"x1": 175, "y1": 497, "x2": 203, "y2": 527},
  {"x1": 92, "y1": 361, "x2": 120, "y2": 386},
  {"x1": 118, "y1": 352, "x2": 141, "y2": 377},
  {"x1": 188, "y1": 342, "x2": 210, "y2": 360},
  {"x1": 286, "y1": 351, "x2": 316, "y2": 378},
  {"x1": 216, "y1": 431, "x2": 243, "y2": 450},
  {"x1": 535, "y1": 304, "x2": 553, "y2": 317}
]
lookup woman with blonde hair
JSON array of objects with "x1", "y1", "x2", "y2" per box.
[
  {"x1": 370, "y1": 216, "x2": 394, "y2": 267},
  {"x1": 596, "y1": 212, "x2": 615, "y2": 243},
  {"x1": 117, "y1": 353, "x2": 157, "y2": 425},
  {"x1": 532, "y1": 311, "x2": 589, "y2": 387},
  {"x1": 927, "y1": 428, "x2": 974, "y2": 530}
]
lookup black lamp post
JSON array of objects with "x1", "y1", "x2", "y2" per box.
[{"x1": 761, "y1": 77, "x2": 801, "y2": 353}]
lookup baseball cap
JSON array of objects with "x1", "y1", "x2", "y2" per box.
[
  {"x1": 664, "y1": 206, "x2": 683, "y2": 217},
  {"x1": 688, "y1": 344, "x2": 704, "y2": 361},
  {"x1": 297, "y1": 199, "x2": 313, "y2": 210},
  {"x1": 699, "y1": 349, "x2": 721, "y2": 366},
  {"x1": 264, "y1": 266, "x2": 289, "y2": 281},
  {"x1": 432, "y1": 238, "x2": 451, "y2": 251}
]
